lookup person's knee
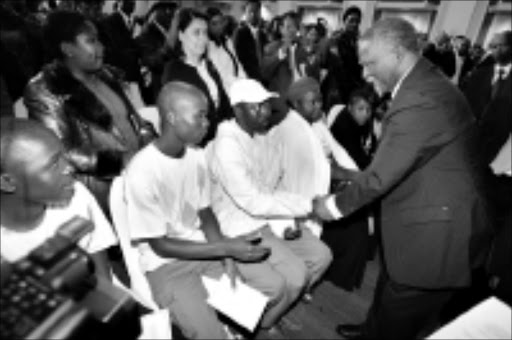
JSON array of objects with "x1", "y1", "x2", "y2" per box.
[
  {"x1": 313, "y1": 242, "x2": 333, "y2": 273},
  {"x1": 283, "y1": 260, "x2": 309, "y2": 297},
  {"x1": 259, "y1": 271, "x2": 288, "y2": 303}
]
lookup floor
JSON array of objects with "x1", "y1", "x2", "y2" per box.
[{"x1": 255, "y1": 258, "x2": 380, "y2": 339}]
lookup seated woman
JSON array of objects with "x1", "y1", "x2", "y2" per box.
[
  {"x1": 206, "y1": 7, "x2": 247, "y2": 93},
  {"x1": 24, "y1": 10, "x2": 156, "y2": 213},
  {"x1": 162, "y1": 8, "x2": 232, "y2": 146}
]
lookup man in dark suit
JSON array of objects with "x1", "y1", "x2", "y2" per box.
[
  {"x1": 462, "y1": 31, "x2": 511, "y2": 164},
  {"x1": 100, "y1": 0, "x2": 148, "y2": 103},
  {"x1": 233, "y1": 0, "x2": 267, "y2": 82},
  {"x1": 135, "y1": 1, "x2": 178, "y2": 104},
  {"x1": 462, "y1": 31, "x2": 512, "y2": 307},
  {"x1": 313, "y1": 18, "x2": 492, "y2": 340}
]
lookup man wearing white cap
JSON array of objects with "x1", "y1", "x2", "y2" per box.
[{"x1": 207, "y1": 79, "x2": 333, "y2": 332}]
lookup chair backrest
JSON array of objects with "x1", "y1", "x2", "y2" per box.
[
  {"x1": 109, "y1": 176, "x2": 159, "y2": 310},
  {"x1": 138, "y1": 106, "x2": 161, "y2": 135}
]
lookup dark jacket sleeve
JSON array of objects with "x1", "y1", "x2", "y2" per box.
[{"x1": 334, "y1": 96, "x2": 466, "y2": 216}]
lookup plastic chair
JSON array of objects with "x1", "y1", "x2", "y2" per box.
[
  {"x1": 109, "y1": 176, "x2": 172, "y2": 339},
  {"x1": 138, "y1": 107, "x2": 161, "y2": 135}
]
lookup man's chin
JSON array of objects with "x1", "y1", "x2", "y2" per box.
[{"x1": 48, "y1": 189, "x2": 75, "y2": 208}]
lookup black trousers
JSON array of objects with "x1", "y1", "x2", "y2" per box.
[{"x1": 363, "y1": 272, "x2": 454, "y2": 340}]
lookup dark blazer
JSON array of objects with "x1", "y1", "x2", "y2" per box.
[
  {"x1": 332, "y1": 58, "x2": 492, "y2": 289},
  {"x1": 135, "y1": 22, "x2": 177, "y2": 104},
  {"x1": 461, "y1": 64, "x2": 511, "y2": 165},
  {"x1": 262, "y1": 40, "x2": 307, "y2": 113},
  {"x1": 162, "y1": 58, "x2": 232, "y2": 145},
  {"x1": 233, "y1": 22, "x2": 267, "y2": 81},
  {"x1": 100, "y1": 12, "x2": 144, "y2": 88}
]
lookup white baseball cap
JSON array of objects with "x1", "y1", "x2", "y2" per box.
[{"x1": 229, "y1": 79, "x2": 278, "y2": 106}]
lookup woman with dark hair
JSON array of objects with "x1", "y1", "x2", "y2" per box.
[
  {"x1": 162, "y1": 8, "x2": 232, "y2": 146},
  {"x1": 24, "y1": 10, "x2": 156, "y2": 213},
  {"x1": 206, "y1": 7, "x2": 246, "y2": 92}
]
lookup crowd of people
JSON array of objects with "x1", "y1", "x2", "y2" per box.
[{"x1": 1, "y1": 0, "x2": 510, "y2": 339}]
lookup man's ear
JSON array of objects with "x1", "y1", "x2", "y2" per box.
[{"x1": 0, "y1": 173, "x2": 16, "y2": 194}]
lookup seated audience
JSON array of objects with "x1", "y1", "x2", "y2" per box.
[
  {"x1": 122, "y1": 82, "x2": 276, "y2": 339},
  {"x1": 162, "y1": 8, "x2": 232, "y2": 146},
  {"x1": 207, "y1": 79, "x2": 332, "y2": 334},
  {"x1": 0, "y1": 118, "x2": 116, "y2": 279},
  {"x1": 24, "y1": 10, "x2": 156, "y2": 213},
  {"x1": 206, "y1": 7, "x2": 247, "y2": 93}
]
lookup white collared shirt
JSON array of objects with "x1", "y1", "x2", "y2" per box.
[
  {"x1": 118, "y1": 9, "x2": 132, "y2": 31},
  {"x1": 207, "y1": 120, "x2": 312, "y2": 238},
  {"x1": 493, "y1": 63, "x2": 511, "y2": 84}
]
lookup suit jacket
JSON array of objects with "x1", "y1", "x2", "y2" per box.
[
  {"x1": 332, "y1": 58, "x2": 492, "y2": 289},
  {"x1": 462, "y1": 64, "x2": 512, "y2": 165},
  {"x1": 262, "y1": 40, "x2": 308, "y2": 113},
  {"x1": 135, "y1": 22, "x2": 177, "y2": 103},
  {"x1": 100, "y1": 12, "x2": 143, "y2": 86},
  {"x1": 233, "y1": 23, "x2": 267, "y2": 81}
]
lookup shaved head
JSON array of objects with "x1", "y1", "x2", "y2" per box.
[
  {"x1": 1, "y1": 118, "x2": 75, "y2": 206},
  {"x1": 156, "y1": 82, "x2": 209, "y2": 145},
  {"x1": 157, "y1": 82, "x2": 207, "y2": 123},
  {"x1": 1, "y1": 118, "x2": 59, "y2": 173}
]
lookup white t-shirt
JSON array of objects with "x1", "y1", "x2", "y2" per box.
[
  {"x1": 269, "y1": 111, "x2": 331, "y2": 236},
  {"x1": 123, "y1": 144, "x2": 209, "y2": 272},
  {"x1": 207, "y1": 120, "x2": 312, "y2": 238},
  {"x1": 1, "y1": 182, "x2": 117, "y2": 262}
]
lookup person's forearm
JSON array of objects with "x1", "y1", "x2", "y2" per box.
[
  {"x1": 148, "y1": 238, "x2": 228, "y2": 260},
  {"x1": 199, "y1": 208, "x2": 224, "y2": 243}
]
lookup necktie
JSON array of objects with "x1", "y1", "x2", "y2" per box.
[{"x1": 492, "y1": 68, "x2": 505, "y2": 99}]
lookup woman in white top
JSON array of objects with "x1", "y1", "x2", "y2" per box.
[
  {"x1": 162, "y1": 8, "x2": 232, "y2": 146},
  {"x1": 206, "y1": 7, "x2": 247, "y2": 92}
]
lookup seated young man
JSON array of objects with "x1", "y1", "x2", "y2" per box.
[
  {"x1": 0, "y1": 118, "x2": 116, "y2": 279},
  {"x1": 122, "y1": 82, "x2": 276, "y2": 339},
  {"x1": 207, "y1": 79, "x2": 333, "y2": 326}
]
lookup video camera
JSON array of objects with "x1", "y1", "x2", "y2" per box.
[{"x1": 0, "y1": 217, "x2": 139, "y2": 339}]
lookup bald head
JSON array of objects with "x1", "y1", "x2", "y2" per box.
[
  {"x1": 1, "y1": 118, "x2": 59, "y2": 173},
  {"x1": 157, "y1": 82, "x2": 207, "y2": 121},
  {"x1": 156, "y1": 82, "x2": 209, "y2": 145}
]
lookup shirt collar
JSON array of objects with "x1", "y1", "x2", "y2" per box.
[
  {"x1": 495, "y1": 63, "x2": 512, "y2": 79},
  {"x1": 118, "y1": 10, "x2": 132, "y2": 29},
  {"x1": 391, "y1": 60, "x2": 418, "y2": 99},
  {"x1": 153, "y1": 20, "x2": 167, "y2": 37}
]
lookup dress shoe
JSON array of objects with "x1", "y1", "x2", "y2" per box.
[{"x1": 335, "y1": 323, "x2": 364, "y2": 339}]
